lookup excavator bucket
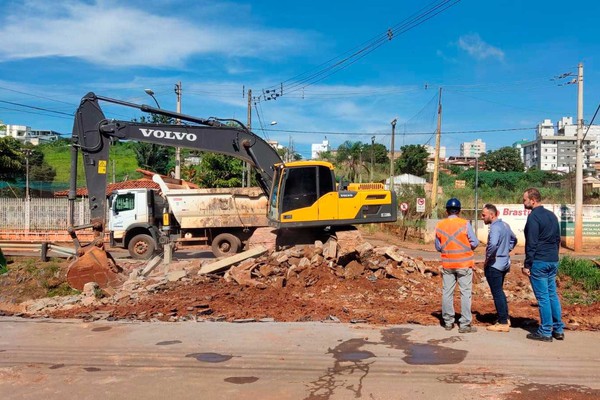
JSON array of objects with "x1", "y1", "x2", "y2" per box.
[{"x1": 66, "y1": 245, "x2": 124, "y2": 291}]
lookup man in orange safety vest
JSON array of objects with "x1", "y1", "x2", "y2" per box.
[{"x1": 435, "y1": 198, "x2": 479, "y2": 333}]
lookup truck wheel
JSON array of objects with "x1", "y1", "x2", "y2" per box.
[
  {"x1": 128, "y1": 234, "x2": 156, "y2": 260},
  {"x1": 212, "y1": 233, "x2": 241, "y2": 257}
]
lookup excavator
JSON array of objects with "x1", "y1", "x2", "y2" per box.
[{"x1": 66, "y1": 92, "x2": 397, "y2": 289}]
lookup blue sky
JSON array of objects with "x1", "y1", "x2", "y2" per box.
[{"x1": 0, "y1": 0, "x2": 598, "y2": 158}]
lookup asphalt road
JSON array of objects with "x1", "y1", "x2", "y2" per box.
[{"x1": 1, "y1": 317, "x2": 598, "y2": 399}]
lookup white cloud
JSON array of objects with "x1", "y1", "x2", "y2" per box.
[
  {"x1": 456, "y1": 33, "x2": 505, "y2": 61},
  {"x1": 0, "y1": 0, "x2": 312, "y2": 67}
]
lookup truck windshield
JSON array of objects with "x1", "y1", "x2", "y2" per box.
[{"x1": 114, "y1": 193, "x2": 135, "y2": 213}]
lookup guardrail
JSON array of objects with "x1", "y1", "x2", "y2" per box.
[{"x1": 0, "y1": 241, "x2": 76, "y2": 261}]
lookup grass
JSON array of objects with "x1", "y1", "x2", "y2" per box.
[{"x1": 559, "y1": 256, "x2": 600, "y2": 291}]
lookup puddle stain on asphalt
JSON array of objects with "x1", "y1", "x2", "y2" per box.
[
  {"x1": 438, "y1": 372, "x2": 505, "y2": 385},
  {"x1": 185, "y1": 353, "x2": 234, "y2": 363},
  {"x1": 83, "y1": 367, "x2": 101, "y2": 372},
  {"x1": 381, "y1": 328, "x2": 468, "y2": 365},
  {"x1": 156, "y1": 340, "x2": 182, "y2": 346},
  {"x1": 49, "y1": 364, "x2": 65, "y2": 370},
  {"x1": 503, "y1": 383, "x2": 600, "y2": 400},
  {"x1": 224, "y1": 376, "x2": 259, "y2": 384},
  {"x1": 304, "y1": 328, "x2": 469, "y2": 399},
  {"x1": 91, "y1": 326, "x2": 111, "y2": 332},
  {"x1": 304, "y1": 337, "x2": 377, "y2": 400}
]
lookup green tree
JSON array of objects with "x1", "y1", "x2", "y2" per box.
[
  {"x1": 395, "y1": 144, "x2": 428, "y2": 176},
  {"x1": 0, "y1": 137, "x2": 24, "y2": 182},
  {"x1": 131, "y1": 114, "x2": 175, "y2": 175},
  {"x1": 335, "y1": 141, "x2": 366, "y2": 182},
  {"x1": 481, "y1": 147, "x2": 524, "y2": 172},
  {"x1": 196, "y1": 153, "x2": 244, "y2": 188}
]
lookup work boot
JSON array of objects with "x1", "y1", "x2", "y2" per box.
[
  {"x1": 552, "y1": 332, "x2": 565, "y2": 340},
  {"x1": 486, "y1": 323, "x2": 510, "y2": 332},
  {"x1": 444, "y1": 323, "x2": 454, "y2": 331},
  {"x1": 458, "y1": 325, "x2": 477, "y2": 333},
  {"x1": 526, "y1": 332, "x2": 552, "y2": 342}
]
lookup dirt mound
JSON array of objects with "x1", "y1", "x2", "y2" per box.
[{"x1": 2, "y1": 235, "x2": 599, "y2": 331}]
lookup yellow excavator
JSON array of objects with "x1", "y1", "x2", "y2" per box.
[{"x1": 66, "y1": 93, "x2": 397, "y2": 289}]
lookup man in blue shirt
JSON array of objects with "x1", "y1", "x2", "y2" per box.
[
  {"x1": 481, "y1": 204, "x2": 517, "y2": 332},
  {"x1": 522, "y1": 188, "x2": 564, "y2": 342}
]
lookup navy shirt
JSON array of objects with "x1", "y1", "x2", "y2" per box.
[{"x1": 523, "y1": 206, "x2": 560, "y2": 268}]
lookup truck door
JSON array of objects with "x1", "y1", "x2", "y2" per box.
[{"x1": 109, "y1": 191, "x2": 148, "y2": 238}]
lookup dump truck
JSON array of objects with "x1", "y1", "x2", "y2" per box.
[
  {"x1": 66, "y1": 93, "x2": 397, "y2": 289},
  {"x1": 109, "y1": 174, "x2": 268, "y2": 259}
]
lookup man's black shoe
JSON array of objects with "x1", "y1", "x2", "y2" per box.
[
  {"x1": 527, "y1": 333, "x2": 552, "y2": 342},
  {"x1": 552, "y1": 332, "x2": 565, "y2": 340}
]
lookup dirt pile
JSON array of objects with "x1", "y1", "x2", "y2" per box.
[{"x1": 2, "y1": 234, "x2": 599, "y2": 331}]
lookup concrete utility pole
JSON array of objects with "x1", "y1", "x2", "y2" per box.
[
  {"x1": 430, "y1": 87, "x2": 443, "y2": 216},
  {"x1": 371, "y1": 136, "x2": 375, "y2": 182},
  {"x1": 174, "y1": 82, "x2": 182, "y2": 179},
  {"x1": 574, "y1": 63, "x2": 584, "y2": 251},
  {"x1": 390, "y1": 119, "x2": 397, "y2": 191}
]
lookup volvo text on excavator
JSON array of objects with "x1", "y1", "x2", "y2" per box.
[{"x1": 66, "y1": 93, "x2": 397, "y2": 289}]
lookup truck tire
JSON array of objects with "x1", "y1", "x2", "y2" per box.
[
  {"x1": 128, "y1": 234, "x2": 156, "y2": 260},
  {"x1": 212, "y1": 233, "x2": 241, "y2": 258}
]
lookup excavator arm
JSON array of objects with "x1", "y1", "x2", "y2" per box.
[{"x1": 67, "y1": 92, "x2": 282, "y2": 289}]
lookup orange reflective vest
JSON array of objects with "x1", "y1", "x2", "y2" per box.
[{"x1": 435, "y1": 217, "x2": 475, "y2": 269}]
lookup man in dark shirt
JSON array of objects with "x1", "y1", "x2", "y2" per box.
[{"x1": 522, "y1": 188, "x2": 564, "y2": 342}]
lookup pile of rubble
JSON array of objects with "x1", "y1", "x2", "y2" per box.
[
  {"x1": 21, "y1": 236, "x2": 441, "y2": 319},
  {"x1": 216, "y1": 238, "x2": 439, "y2": 290}
]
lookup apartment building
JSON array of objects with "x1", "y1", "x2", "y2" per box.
[
  {"x1": 460, "y1": 138, "x2": 486, "y2": 157},
  {"x1": 522, "y1": 117, "x2": 599, "y2": 172}
]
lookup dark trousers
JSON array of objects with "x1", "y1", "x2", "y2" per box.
[{"x1": 485, "y1": 266, "x2": 509, "y2": 324}]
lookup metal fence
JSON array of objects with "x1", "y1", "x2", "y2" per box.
[{"x1": 0, "y1": 198, "x2": 90, "y2": 230}]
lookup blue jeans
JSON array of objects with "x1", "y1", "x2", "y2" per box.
[
  {"x1": 529, "y1": 260, "x2": 564, "y2": 337},
  {"x1": 485, "y1": 266, "x2": 509, "y2": 324}
]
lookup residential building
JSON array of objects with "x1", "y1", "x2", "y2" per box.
[
  {"x1": 0, "y1": 125, "x2": 61, "y2": 145},
  {"x1": 522, "y1": 117, "x2": 599, "y2": 172},
  {"x1": 424, "y1": 144, "x2": 446, "y2": 173},
  {"x1": 460, "y1": 138, "x2": 486, "y2": 157},
  {"x1": 311, "y1": 138, "x2": 330, "y2": 159}
]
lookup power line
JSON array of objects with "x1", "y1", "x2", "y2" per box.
[
  {"x1": 0, "y1": 99, "x2": 74, "y2": 116},
  {"x1": 265, "y1": 126, "x2": 535, "y2": 136},
  {"x1": 259, "y1": 0, "x2": 460, "y2": 100}
]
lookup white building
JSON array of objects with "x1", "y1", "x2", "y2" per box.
[
  {"x1": 522, "y1": 117, "x2": 599, "y2": 172},
  {"x1": 0, "y1": 125, "x2": 61, "y2": 145},
  {"x1": 423, "y1": 144, "x2": 446, "y2": 159},
  {"x1": 460, "y1": 139, "x2": 486, "y2": 157},
  {"x1": 311, "y1": 138, "x2": 330, "y2": 159}
]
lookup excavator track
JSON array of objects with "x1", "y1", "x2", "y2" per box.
[{"x1": 66, "y1": 244, "x2": 125, "y2": 291}]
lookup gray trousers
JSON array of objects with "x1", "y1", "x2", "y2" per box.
[{"x1": 442, "y1": 267, "x2": 473, "y2": 327}]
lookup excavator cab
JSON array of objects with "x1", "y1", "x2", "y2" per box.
[{"x1": 268, "y1": 161, "x2": 396, "y2": 229}]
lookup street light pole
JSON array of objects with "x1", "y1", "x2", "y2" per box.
[
  {"x1": 144, "y1": 89, "x2": 160, "y2": 108},
  {"x1": 174, "y1": 82, "x2": 182, "y2": 179},
  {"x1": 24, "y1": 149, "x2": 31, "y2": 201}
]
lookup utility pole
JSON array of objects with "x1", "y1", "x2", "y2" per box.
[
  {"x1": 174, "y1": 81, "x2": 182, "y2": 179},
  {"x1": 245, "y1": 89, "x2": 252, "y2": 187},
  {"x1": 359, "y1": 149, "x2": 363, "y2": 183},
  {"x1": 474, "y1": 156, "x2": 479, "y2": 237},
  {"x1": 574, "y1": 62, "x2": 584, "y2": 251},
  {"x1": 370, "y1": 136, "x2": 375, "y2": 182},
  {"x1": 390, "y1": 119, "x2": 397, "y2": 191},
  {"x1": 430, "y1": 87, "x2": 443, "y2": 216}
]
